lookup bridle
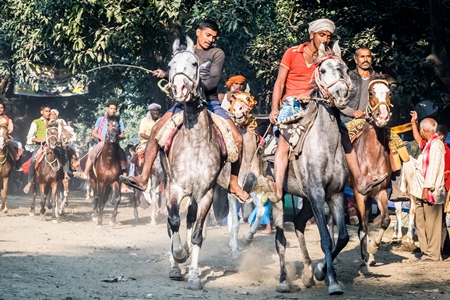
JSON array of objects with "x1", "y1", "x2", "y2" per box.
[
  {"x1": 312, "y1": 55, "x2": 352, "y2": 105},
  {"x1": 46, "y1": 127, "x2": 60, "y2": 149},
  {"x1": 168, "y1": 50, "x2": 200, "y2": 99},
  {"x1": 365, "y1": 79, "x2": 393, "y2": 118}
]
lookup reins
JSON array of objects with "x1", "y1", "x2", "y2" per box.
[{"x1": 0, "y1": 146, "x2": 8, "y2": 165}]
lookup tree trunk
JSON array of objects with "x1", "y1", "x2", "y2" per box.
[{"x1": 426, "y1": 0, "x2": 450, "y2": 103}]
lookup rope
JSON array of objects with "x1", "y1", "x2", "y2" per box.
[{"x1": 85, "y1": 64, "x2": 155, "y2": 74}]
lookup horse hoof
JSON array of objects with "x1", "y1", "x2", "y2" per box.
[
  {"x1": 169, "y1": 267, "x2": 183, "y2": 281},
  {"x1": 359, "y1": 264, "x2": 369, "y2": 275},
  {"x1": 276, "y1": 281, "x2": 290, "y2": 293},
  {"x1": 230, "y1": 249, "x2": 240, "y2": 260},
  {"x1": 328, "y1": 283, "x2": 343, "y2": 295},
  {"x1": 109, "y1": 220, "x2": 116, "y2": 226},
  {"x1": 2, "y1": 208, "x2": 8, "y2": 213},
  {"x1": 150, "y1": 220, "x2": 156, "y2": 226},
  {"x1": 301, "y1": 276, "x2": 315, "y2": 288},
  {"x1": 92, "y1": 217, "x2": 98, "y2": 223},
  {"x1": 368, "y1": 240, "x2": 379, "y2": 254},
  {"x1": 314, "y1": 262, "x2": 326, "y2": 281},
  {"x1": 52, "y1": 219, "x2": 59, "y2": 224},
  {"x1": 188, "y1": 278, "x2": 202, "y2": 290},
  {"x1": 29, "y1": 212, "x2": 35, "y2": 217},
  {"x1": 242, "y1": 233, "x2": 254, "y2": 246}
]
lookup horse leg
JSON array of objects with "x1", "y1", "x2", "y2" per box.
[
  {"x1": 393, "y1": 201, "x2": 403, "y2": 240},
  {"x1": 354, "y1": 191, "x2": 371, "y2": 274},
  {"x1": 96, "y1": 184, "x2": 107, "y2": 226},
  {"x1": 132, "y1": 192, "x2": 140, "y2": 221},
  {"x1": 30, "y1": 189, "x2": 37, "y2": 216},
  {"x1": 227, "y1": 193, "x2": 240, "y2": 257},
  {"x1": 293, "y1": 199, "x2": 315, "y2": 288},
  {"x1": 406, "y1": 197, "x2": 416, "y2": 243},
  {"x1": 244, "y1": 192, "x2": 266, "y2": 246},
  {"x1": 309, "y1": 192, "x2": 344, "y2": 296},
  {"x1": 167, "y1": 190, "x2": 185, "y2": 280},
  {"x1": 109, "y1": 185, "x2": 120, "y2": 226},
  {"x1": 368, "y1": 190, "x2": 390, "y2": 259},
  {"x1": 39, "y1": 184, "x2": 47, "y2": 220},
  {"x1": 149, "y1": 188, "x2": 157, "y2": 225},
  {"x1": 185, "y1": 197, "x2": 197, "y2": 258},
  {"x1": 1, "y1": 177, "x2": 8, "y2": 213},
  {"x1": 51, "y1": 182, "x2": 59, "y2": 223},
  {"x1": 187, "y1": 190, "x2": 214, "y2": 290},
  {"x1": 272, "y1": 199, "x2": 290, "y2": 293}
]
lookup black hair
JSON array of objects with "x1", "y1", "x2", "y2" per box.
[
  {"x1": 41, "y1": 104, "x2": 51, "y2": 110},
  {"x1": 198, "y1": 19, "x2": 219, "y2": 33},
  {"x1": 0, "y1": 102, "x2": 5, "y2": 110},
  {"x1": 106, "y1": 100, "x2": 119, "y2": 107},
  {"x1": 437, "y1": 124, "x2": 448, "y2": 139}
]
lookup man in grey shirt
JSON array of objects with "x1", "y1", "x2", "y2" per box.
[{"x1": 340, "y1": 47, "x2": 374, "y2": 124}]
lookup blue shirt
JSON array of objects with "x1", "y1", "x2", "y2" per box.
[{"x1": 95, "y1": 115, "x2": 125, "y2": 138}]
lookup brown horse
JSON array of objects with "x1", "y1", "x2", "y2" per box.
[
  {"x1": 90, "y1": 115, "x2": 122, "y2": 226},
  {"x1": 351, "y1": 78, "x2": 392, "y2": 274},
  {"x1": 29, "y1": 124, "x2": 64, "y2": 222},
  {"x1": 0, "y1": 125, "x2": 14, "y2": 213}
]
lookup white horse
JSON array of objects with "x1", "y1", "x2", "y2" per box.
[
  {"x1": 218, "y1": 92, "x2": 267, "y2": 258},
  {"x1": 393, "y1": 157, "x2": 416, "y2": 242}
]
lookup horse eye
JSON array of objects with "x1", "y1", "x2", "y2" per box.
[
  {"x1": 320, "y1": 68, "x2": 326, "y2": 74},
  {"x1": 192, "y1": 62, "x2": 198, "y2": 67},
  {"x1": 369, "y1": 91, "x2": 374, "y2": 96}
]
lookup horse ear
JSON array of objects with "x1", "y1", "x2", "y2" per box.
[
  {"x1": 186, "y1": 36, "x2": 195, "y2": 52},
  {"x1": 244, "y1": 83, "x2": 251, "y2": 93},
  {"x1": 332, "y1": 40, "x2": 341, "y2": 58},
  {"x1": 318, "y1": 43, "x2": 327, "y2": 58},
  {"x1": 173, "y1": 38, "x2": 181, "y2": 54}
]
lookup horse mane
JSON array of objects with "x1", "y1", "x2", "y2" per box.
[
  {"x1": 107, "y1": 115, "x2": 120, "y2": 123},
  {"x1": 48, "y1": 119, "x2": 59, "y2": 128}
]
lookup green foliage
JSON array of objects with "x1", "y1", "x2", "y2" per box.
[{"x1": 0, "y1": 0, "x2": 449, "y2": 138}]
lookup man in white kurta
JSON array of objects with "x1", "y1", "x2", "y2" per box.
[{"x1": 410, "y1": 118, "x2": 446, "y2": 261}]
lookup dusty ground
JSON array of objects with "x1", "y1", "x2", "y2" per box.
[{"x1": 1, "y1": 191, "x2": 450, "y2": 300}]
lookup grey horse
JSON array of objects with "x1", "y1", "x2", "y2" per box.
[
  {"x1": 162, "y1": 36, "x2": 225, "y2": 290},
  {"x1": 266, "y1": 42, "x2": 351, "y2": 295}
]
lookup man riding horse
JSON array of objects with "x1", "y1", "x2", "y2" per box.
[
  {"x1": 258, "y1": 18, "x2": 387, "y2": 202},
  {"x1": 120, "y1": 19, "x2": 250, "y2": 203},
  {"x1": 0, "y1": 102, "x2": 23, "y2": 170},
  {"x1": 73, "y1": 100, "x2": 132, "y2": 194}
]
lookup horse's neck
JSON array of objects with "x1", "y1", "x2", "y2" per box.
[
  {"x1": 102, "y1": 142, "x2": 120, "y2": 155},
  {"x1": 183, "y1": 101, "x2": 209, "y2": 130}
]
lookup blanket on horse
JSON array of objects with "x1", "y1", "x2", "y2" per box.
[
  {"x1": 155, "y1": 111, "x2": 239, "y2": 163},
  {"x1": 345, "y1": 118, "x2": 410, "y2": 172},
  {"x1": 277, "y1": 100, "x2": 319, "y2": 159}
]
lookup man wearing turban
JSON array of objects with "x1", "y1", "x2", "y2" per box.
[
  {"x1": 219, "y1": 72, "x2": 246, "y2": 111},
  {"x1": 258, "y1": 18, "x2": 386, "y2": 202}
]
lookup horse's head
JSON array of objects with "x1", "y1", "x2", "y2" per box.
[
  {"x1": 229, "y1": 91, "x2": 257, "y2": 127},
  {"x1": 0, "y1": 125, "x2": 8, "y2": 150},
  {"x1": 313, "y1": 41, "x2": 351, "y2": 109},
  {"x1": 367, "y1": 79, "x2": 392, "y2": 127},
  {"x1": 46, "y1": 123, "x2": 60, "y2": 149},
  {"x1": 105, "y1": 115, "x2": 120, "y2": 143},
  {"x1": 168, "y1": 36, "x2": 199, "y2": 103}
]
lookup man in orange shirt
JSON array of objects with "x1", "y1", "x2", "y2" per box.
[{"x1": 259, "y1": 18, "x2": 386, "y2": 202}]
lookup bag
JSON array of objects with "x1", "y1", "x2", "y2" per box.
[{"x1": 444, "y1": 192, "x2": 450, "y2": 213}]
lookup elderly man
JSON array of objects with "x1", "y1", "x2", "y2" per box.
[
  {"x1": 139, "y1": 103, "x2": 161, "y2": 143},
  {"x1": 258, "y1": 18, "x2": 386, "y2": 202},
  {"x1": 410, "y1": 118, "x2": 446, "y2": 261}
]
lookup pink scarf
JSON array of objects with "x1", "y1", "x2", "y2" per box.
[
  {"x1": 97, "y1": 114, "x2": 108, "y2": 143},
  {"x1": 422, "y1": 133, "x2": 439, "y2": 204}
]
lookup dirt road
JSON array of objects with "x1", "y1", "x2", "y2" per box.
[{"x1": 1, "y1": 192, "x2": 449, "y2": 300}]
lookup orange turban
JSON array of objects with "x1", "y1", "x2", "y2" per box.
[{"x1": 225, "y1": 75, "x2": 246, "y2": 87}]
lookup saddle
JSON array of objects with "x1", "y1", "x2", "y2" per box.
[
  {"x1": 155, "y1": 111, "x2": 239, "y2": 163},
  {"x1": 345, "y1": 118, "x2": 410, "y2": 172},
  {"x1": 264, "y1": 100, "x2": 319, "y2": 162}
]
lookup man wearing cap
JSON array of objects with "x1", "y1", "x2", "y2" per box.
[
  {"x1": 139, "y1": 103, "x2": 161, "y2": 143},
  {"x1": 73, "y1": 100, "x2": 132, "y2": 194},
  {"x1": 258, "y1": 18, "x2": 386, "y2": 202}
]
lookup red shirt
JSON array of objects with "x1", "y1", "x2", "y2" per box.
[
  {"x1": 444, "y1": 143, "x2": 450, "y2": 191},
  {"x1": 280, "y1": 42, "x2": 316, "y2": 100}
]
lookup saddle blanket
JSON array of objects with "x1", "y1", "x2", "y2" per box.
[
  {"x1": 155, "y1": 111, "x2": 239, "y2": 163},
  {"x1": 345, "y1": 118, "x2": 410, "y2": 171}
]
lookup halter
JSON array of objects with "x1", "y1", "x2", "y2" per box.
[
  {"x1": 365, "y1": 79, "x2": 393, "y2": 118},
  {"x1": 312, "y1": 55, "x2": 352, "y2": 105},
  {"x1": 44, "y1": 149, "x2": 61, "y2": 171},
  {"x1": 229, "y1": 91, "x2": 258, "y2": 128},
  {"x1": 167, "y1": 50, "x2": 201, "y2": 100},
  {"x1": 46, "y1": 127, "x2": 60, "y2": 148}
]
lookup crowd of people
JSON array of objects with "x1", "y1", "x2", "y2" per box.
[{"x1": 2, "y1": 17, "x2": 449, "y2": 262}]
